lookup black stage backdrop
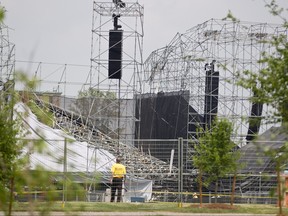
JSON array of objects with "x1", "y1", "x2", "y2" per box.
[{"x1": 135, "y1": 91, "x2": 189, "y2": 140}]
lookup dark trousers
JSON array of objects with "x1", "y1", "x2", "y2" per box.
[{"x1": 110, "y1": 178, "x2": 123, "y2": 202}]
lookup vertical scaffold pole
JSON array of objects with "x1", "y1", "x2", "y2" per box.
[
  {"x1": 178, "y1": 137, "x2": 183, "y2": 207},
  {"x1": 62, "y1": 138, "x2": 67, "y2": 208}
]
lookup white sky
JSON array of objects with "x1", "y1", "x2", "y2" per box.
[{"x1": 1, "y1": 0, "x2": 288, "y2": 96}]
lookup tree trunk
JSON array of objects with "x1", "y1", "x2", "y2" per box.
[
  {"x1": 199, "y1": 171, "x2": 203, "y2": 208},
  {"x1": 215, "y1": 180, "x2": 218, "y2": 203},
  {"x1": 8, "y1": 176, "x2": 14, "y2": 216},
  {"x1": 277, "y1": 169, "x2": 283, "y2": 215},
  {"x1": 230, "y1": 174, "x2": 236, "y2": 206}
]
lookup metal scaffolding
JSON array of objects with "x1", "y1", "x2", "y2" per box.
[
  {"x1": 0, "y1": 20, "x2": 15, "y2": 95},
  {"x1": 89, "y1": 1, "x2": 144, "y2": 142},
  {"x1": 3, "y1": 2, "x2": 288, "y2": 198},
  {"x1": 35, "y1": 99, "x2": 178, "y2": 180},
  {"x1": 143, "y1": 19, "x2": 288, "y2": 146}
]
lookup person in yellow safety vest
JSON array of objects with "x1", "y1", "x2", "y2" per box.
[{"x1": 110, "y1": 157, "x2": 126, "y2": 202}]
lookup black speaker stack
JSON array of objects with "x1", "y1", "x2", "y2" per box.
[{"x1": 108, "y1": 30, "x2": 123, "y2": 79}]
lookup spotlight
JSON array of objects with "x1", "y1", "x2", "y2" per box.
[
  {"x1": 113, "y1": 13, "x2": 122, "y2": 30},
  {"x1": 113, "y1": 0, "x2": 126, "y2": 8}
]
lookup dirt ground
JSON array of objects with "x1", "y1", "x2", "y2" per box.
[{"x1": 190, "y1": 203, "x2": 237, "y2": 210}]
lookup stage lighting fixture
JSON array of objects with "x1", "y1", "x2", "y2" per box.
[
  {"x1": 113, "y1": 0, "x2": 126, "y2": 8},
  {"x1": 113, "y1": 13, "x2": 122, "y2": 30}
]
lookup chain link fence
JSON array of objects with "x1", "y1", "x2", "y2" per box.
[{"x1": 19, "y1": 136, "x2": 283, "y2": 205}]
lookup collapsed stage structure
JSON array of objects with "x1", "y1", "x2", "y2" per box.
[
  {"x1": 88, "y1": 2, "x2": 288, "y2": 197},
  {"x1": 140, "y1": 18, "x2": 288, "y2": 197},
  {"x1": 1, "y1": 1, "x2": 288, "y2": 202},
  {"x1": 143, "y1": 18, "x2": 287, "y2": 143}
]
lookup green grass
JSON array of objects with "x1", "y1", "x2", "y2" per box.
[{"x1": 11, "y1": 201, "x2": 288, "y2": 215}]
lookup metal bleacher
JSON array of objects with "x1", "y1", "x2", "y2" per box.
[{"x1": 35, "y1": 99, "x2": 178, "y2": 180}]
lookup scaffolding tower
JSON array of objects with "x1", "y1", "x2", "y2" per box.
[
  {"x1": 0, "y1": 18, "x2": 15, "y2": 97},
  {"x1": 89, "y1": 1, "x2": 144, "y2": 144},
  {"x1": 143, "y1": 19, "x2": 288, "y2": 146}
]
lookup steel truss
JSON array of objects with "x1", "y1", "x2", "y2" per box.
[
  {"x1": 4, "y1": 3, "x2": 288, "y2": 194},
  {"x1": 143, "y1": 19, "x2": 288, "y2": 146},
  {"x1": 0, "y1": 20, "x2": 15, "y2": 96},
  {"x1": 35, "y1": 99, "x2": 177, "y2": 180},
  {"x1": 89, "y1": 1, "x2": 144, "y2": 142}
]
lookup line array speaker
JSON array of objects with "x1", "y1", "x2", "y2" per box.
[
  {"x1": 204, "y1": 70, "x2": 219, "y2": 128},
  {"x1": 108, "y1": 30, "x2": 123, "y2": 79}
]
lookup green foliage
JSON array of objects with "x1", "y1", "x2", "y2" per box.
[
  {"x1": 0, "y1": 106, "x2": 19, "y2": 181},
  {"x1": 0, "y1": 102, "x2": 20, "y2": 214},
  {"x1": 234, "y1": 1, "x2": 288, "y2": 214},
  {"x1": 236, "y1": 1, "x2": 288, "y2": 124},
  {"x1": 222, "y1": 10, "x2": 240, "y2": 22},
  {"x1": 1, "y1": 72, "x2": 97, "y2": 215},
  {"x1": 15, "y1": 73, "x2": 39, "y2": 91},
  {"x1": 195, "y1": 118, "x2": 238, "y2": 182},
  {"x1": 265, "y1": 0, "x2": 286, "y2": 24},
  {"x1": 74, "y1": 88, "x2": 117, "y2": 118},
  {"x1": 27, "y1": 101, "x2": 54, "y2": 128},
  {"x1": 0, "y1": 71, "x2": 59, "y2": 215},
  {"x1": 72, "y1": 87, "x2": 119, "y2": 138},
  {"x1": 0, "y1": 72, "x2": 23, "y2": 215},
  {"x1": 0, "y1": 6, "x2": 5, "y2": 22},
  {"x1": 9, "y1": 202, "x2": 288, "y2": 214},
  {"x1": 193, "y1": 118, "x2": 240, "y2": 203},
  {"x1": 267, "y1": 142, "x2": 288, "y2": 174},
  {"x1": 78, "y1": 87, "x2": 116, "y2": 99}
]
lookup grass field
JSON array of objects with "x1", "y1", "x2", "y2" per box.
[{"x1": 11, "y1": 202, "x2": 288, "y2": 215}]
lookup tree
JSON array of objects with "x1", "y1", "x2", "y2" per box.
[
  {"x1": 0, "y1": 6, "x2": 20, "y2": 216},
  {"x1": 192, "y1": 133, "x2": 209, "y2": 207},
  {"x1": 193, "y1": 118, "x2": 239, "y2": 204},
  {"x1": 0, "y1": 94, "x2": 20, "y2": 216},
  {"x1": 71, "y1": 87, "x2": 120, "y2": 138},
  {"x1": 236, "y1": 1, "x2": 288, "y2": 124},
  {"x1": 260, "y1": 125, "x2": 288, "y2": 215},
  {"x1": 0, "y1": 71, "x2": 60, "y2": 216},
  {"x1": 234, "y1": 1, "x2": 288, "y2": 214}
]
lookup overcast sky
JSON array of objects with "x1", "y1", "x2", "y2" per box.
[{"x1": 1, "y1": 0, "x2": 288, "y2": 96}]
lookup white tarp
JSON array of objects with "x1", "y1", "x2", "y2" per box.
[
  {"x1": 14, "y1": 102, "x2": 153, "y2": 201},
  {"x1": 15, "y1": 102, "x2": 114, "y2": 172},
  {"x1": 124, "y1": 177, "x2": 153, "y2": 202},
  {"x1": 101, "y1": 174, "x2": 153, "y2": 202}
]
